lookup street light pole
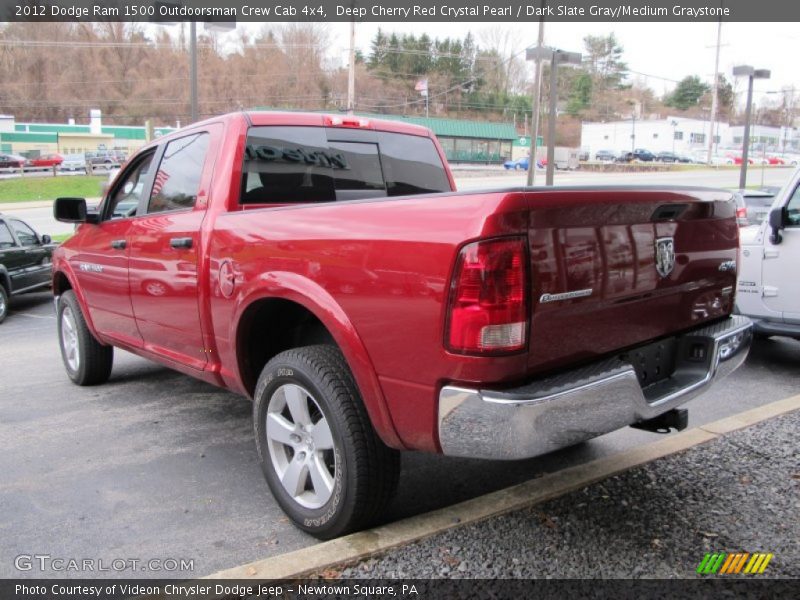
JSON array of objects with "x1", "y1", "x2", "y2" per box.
[
  {"x1": 733, "y1": 65, "x2": 770, "y2": 189},
  {"x1": 347, "y1": 19, "x2": 356, "y2": 114},
  {"x1": 707, "y1": 20, "x2": 722, "y2": 164}
]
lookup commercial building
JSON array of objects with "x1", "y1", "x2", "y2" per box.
[
  {"x1": 580, "y1": 116, "x2": 730, "y2": 158},
  {"x1": 374, "y1": 115, "x2": 516, "y2": 163},
  {"x1": 0, "y1": 110, "x2": 176, "y2": 157},
  {"x1": 581, "y1": 115, "x2": 800, "y2": 159}
]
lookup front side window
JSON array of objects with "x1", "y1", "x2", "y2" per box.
[
  {"x1": 148, "y1": 133, "x2": 210, "y2": 214},
  {"x1": 106, "y1": 152, "x2": 155, "y2": 220},
  {"x1": 9, "y1": 219, "x2": 38, "y2": 246}
]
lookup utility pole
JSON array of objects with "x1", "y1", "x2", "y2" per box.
[
  {"x1": 347, "y1": 20, "x2": 356, "y2": 114},
  {"x1": 189, "y1": 21, "x2": 198, "y2": 123},
  {"x1": 526, "y1": 12, "x2": 546, "y2": 187},
  {"x1": 707, "y1": 20, "x2": 722, "y2": 164},
  {"x1": 546, "y1": 58, "x2": 558, "y2": 186},
  {"x1": 527, "y1": 47, "x2": 582, "y2": 186}
]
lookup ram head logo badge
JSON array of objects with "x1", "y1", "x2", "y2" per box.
[{"x1": 655, "y1": 237, "x2": 675, "y2": 278}]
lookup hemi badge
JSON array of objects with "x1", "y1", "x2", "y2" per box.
[
  {"x1": 539, "y1": 288, "x2": 593, "y2": 303},
  {"x1": 79, "y1": 263, "x2": 103, "y2": 273}
]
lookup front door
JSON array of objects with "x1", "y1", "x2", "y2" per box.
[
  {"x1": 128, "y1": 131, "x2": 212, "y2": 370},
  {"x1": 762, "y1": 181, "x2": 800, "y2": 323},
  {"x1": 69, "y1": 151, "x2": 156, "y2": 346}
]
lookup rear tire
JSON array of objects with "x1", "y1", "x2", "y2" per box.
[
  {"x1": 57, "y1": 290, "x2": 113, "y2": 385},
  {"x1": 0, "y1": 284, "x2": 8, "y2": 323},
  {"x1": 253, "y1": 345, "x2": 400, "y2": 539}
]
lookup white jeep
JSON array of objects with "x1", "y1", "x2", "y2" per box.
[{"x1": 736, "y1": 167, "x2": 800, "y2": 340}]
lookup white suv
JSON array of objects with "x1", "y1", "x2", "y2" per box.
[{"x1": 736, "y1": 167, "x2": 800, "y2": 339}]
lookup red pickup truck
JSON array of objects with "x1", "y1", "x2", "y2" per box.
[{"x1": 52, "y1": 112, "x2": 752, "y2": 538}]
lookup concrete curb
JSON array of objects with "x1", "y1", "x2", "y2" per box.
[{"x1": 205, "y1": 393, "x2": 800, "y2": 580}]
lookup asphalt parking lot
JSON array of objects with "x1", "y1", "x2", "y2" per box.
[{"x1": 1, "y1": 291, "x2": 799, "y2": 578}]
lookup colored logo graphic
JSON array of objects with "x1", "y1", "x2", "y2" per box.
[{"x1": 697, "y1": 552, "x2": 773, "y2": 575}]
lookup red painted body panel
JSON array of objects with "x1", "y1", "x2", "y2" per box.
[{"x1": 52, "y1": 111, "x2": 739, "y2": 455}]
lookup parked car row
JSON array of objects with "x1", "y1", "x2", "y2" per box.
[
  {"x1": 0, "y1": 150, "x2": 129, "y2": 173},
  {"x1": 592, "y1": 148, "x2": 695, "y2": 163}
]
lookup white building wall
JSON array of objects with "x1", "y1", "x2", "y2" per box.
[{"x1": 581, "y1": 116, "x2": 732, "y2": 158}]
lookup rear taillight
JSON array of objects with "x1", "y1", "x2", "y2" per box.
[
  {"x1": 446, "y1": 237, "x2": 528, "y2": 355},
  {"x1": 736, "y1": 206, "x2": 748, "y2": 227}
]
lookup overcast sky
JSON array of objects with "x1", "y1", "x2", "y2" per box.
[{"x1": 309, "y1": 21, "x2": 798, "y2": 107}]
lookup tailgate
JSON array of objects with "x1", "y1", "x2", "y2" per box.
[{"x1": 523, "y1": 187, "x2": 739, "y2": 373}]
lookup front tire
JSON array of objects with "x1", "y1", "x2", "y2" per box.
[
  {"x1": 0, "y1": 284, "x2": 8, "y2": 323},
  {"x1": 57, "y1": 290, "x2": 113, "y2": 385},
  {"x1": 253, "y1": 345, "x2": 400, "y2": 539}
]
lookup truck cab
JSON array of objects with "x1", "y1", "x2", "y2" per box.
[{"x1": 736, "y1": 167, "x2": 800, "y2": 339}]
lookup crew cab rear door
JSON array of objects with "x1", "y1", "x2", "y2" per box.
[{"x1": 128, "y1": 127, "x2": 217, "y2": 370}]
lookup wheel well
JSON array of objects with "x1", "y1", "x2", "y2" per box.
[
  {"x1": 237, "y1": 298, "x2": 336, "y2": 397},
  {"x1": 0, "y1": 271, "x2": 8, "y2": 293},
  {"x1": 52, "y1": 271, "x2": 72, "y2": 296}
]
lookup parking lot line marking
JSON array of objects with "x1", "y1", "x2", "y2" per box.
[
  {"x1": 13, "y1": 312, "x2": 55, "y2": 320},
  {"x1": 205, "y1": 392, "x2": 800, "y2": 581}
]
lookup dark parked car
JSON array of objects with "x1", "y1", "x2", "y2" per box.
[
  {"x1": 0, "y1": 214, "x2": 55, "y2": 323},
  {"x1": 0, "y1": 154, "x2": 28, "y2": 169},
  {"x1": 632, "y1": 148, "x2": 656, "y2": 162}
]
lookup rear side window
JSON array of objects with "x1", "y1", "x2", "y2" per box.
[
  {"x1": 241, "y1": 126, "x2": 449, "y2": 204},
  {"x1": 148, "y1": 133, "x2": 210, "y2": 214}
]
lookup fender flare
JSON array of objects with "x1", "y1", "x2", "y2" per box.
[
  {"x1": 52, "y1": 261, "x2": 102, "y2": 340},
  {"x1": 232, "y1": 271, "x2": 404, "y2": 450}
]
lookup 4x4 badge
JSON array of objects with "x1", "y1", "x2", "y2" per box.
[{"x1": 655, "y1": 237, "x2": 675, "y2": 278}]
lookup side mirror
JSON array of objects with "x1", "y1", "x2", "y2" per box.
[
  {"x1": 768, "y1": 206, "x2": 786, "y2": 245},
  {"x1": 41, "y1": 234, "x2": 51, "y2": 244},
  {"x1": 54, "y1": 197, "x2": 98, "y2": 224}
]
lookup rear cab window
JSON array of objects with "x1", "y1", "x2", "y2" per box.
[{"x1": 240, "y1": 125, "x2": 450, "y2": 206}]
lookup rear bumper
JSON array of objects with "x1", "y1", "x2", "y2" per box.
[{"x1": 438, "y1": 315, "x2": 752, "y2": 460}]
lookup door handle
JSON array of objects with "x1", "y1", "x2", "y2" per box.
[
  {"x1": 110, "y1": 239, "x2": 126, "y2": 250},
  {"x1": 170, "y1": 237, "x2": 193, "y2": 249}
]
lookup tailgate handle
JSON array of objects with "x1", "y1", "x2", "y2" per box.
[
  {"x1": 110, "y1": 239, "x2": 126, "y2": 250},
  {"x1": 170, "y1": 237, "x2": 193, "y2": 249},
  {"x1": 651, "y1": 204, "x2": 688, "y2": 221}
]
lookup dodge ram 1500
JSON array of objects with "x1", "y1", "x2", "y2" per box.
[{"x1": 52, "y1": 112, "x2": 752, "y2": 538}]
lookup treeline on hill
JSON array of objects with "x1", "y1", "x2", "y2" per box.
[{"x1": 0, "y1": 21, "x2": 791, "y2": 142}]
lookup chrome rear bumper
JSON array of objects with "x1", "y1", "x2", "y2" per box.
[{"x1": 438, "y1": 316, "x2": 752, "y2": 460}]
